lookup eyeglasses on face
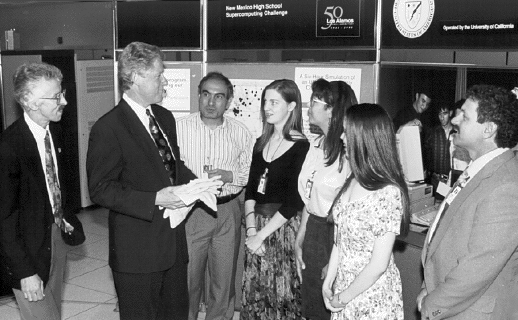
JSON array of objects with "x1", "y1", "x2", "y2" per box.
[
  {"x1": 310, "y1": 97, "x2": 329, "y2": 107},
  {"x1": 40, "y1": 89, "x2": 66, "y2": 103}
]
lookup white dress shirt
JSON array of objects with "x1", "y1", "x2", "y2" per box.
[
  {"x1": 24, "y1": 112, "x2": 59, "y2": 210},
  {"x1": 176, "y1": 112, "x2": 253, "y2": 196}
]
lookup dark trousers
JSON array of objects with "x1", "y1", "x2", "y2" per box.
[
  {"x1": 112, "y1": 261, "x2": 189, "y2": 320},
  {"x1": 301, "y1": 214, "x2": 334, "y2": 320}
]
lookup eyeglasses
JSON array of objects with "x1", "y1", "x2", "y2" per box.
[
  {"x1": 40, "y1": 89, "x2": 66, "y2": 103},
  {"x1": 310, "y1": 98, "x2": 329, "y2": 107}
]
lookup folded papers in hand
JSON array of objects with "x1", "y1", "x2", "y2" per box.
[{"x1": 163, "y1": 177, "x2": 223, "y2": 228}]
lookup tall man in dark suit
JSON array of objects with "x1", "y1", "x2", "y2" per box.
[
  {"x1": 87, "y1": 41, "x2": 213, "y2": 320},
  {"x1": 418, "y1": 85, "x2": 518, "y2": 320},
  {"x1": 0, "y1": 62, "x2": 85, "y2": 320}
]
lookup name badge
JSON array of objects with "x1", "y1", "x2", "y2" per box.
[
  {"x1": 304, "y1": 179, "x2": 313, "y2": 199},
  {"x1": 445, "y1": 186, "x2": 461, "y2": 205},
  {"x1": 258, "y1": 169, "x2": 268, "y2": 194}
]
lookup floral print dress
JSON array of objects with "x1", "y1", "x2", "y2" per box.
[{"x1": 331, "y1": 185, "x2": 404, "y2": 320}]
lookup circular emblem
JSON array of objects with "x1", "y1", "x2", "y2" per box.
[{"x1": 393, "y1": 0, "x2": 435, "y2": 38}]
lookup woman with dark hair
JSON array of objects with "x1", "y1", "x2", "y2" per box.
[
  {"x1": 295, "y1": 79, "x2": 357, "y2": 320},
  {"x1": 241, "y1": 79, "x2": 309, "y2": 319},
  {"x1": 322, "y1": 104, "x2": 409, "y2": 319}
]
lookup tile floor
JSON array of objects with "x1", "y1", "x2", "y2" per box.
[{"x1": 0, "y1": 206, "x2": 239, "y2": 320}]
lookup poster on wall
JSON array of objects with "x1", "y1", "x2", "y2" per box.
[
  {"x1": 294, "y1": 67, "x2": 362, "y2": 102},
  {"x1": 161, "y1": 69, "x2": 191, "y2": 112},
  {"x1": 295, "y1": 67, "x2": 362, "y2": 140},
  {"x1": 226, "y1": 79, "x2": 272, "y2": 139}
]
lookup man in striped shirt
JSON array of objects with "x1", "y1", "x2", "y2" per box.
[{"x1": 176, "y1": 72, "x2": 253, "y2": 320}]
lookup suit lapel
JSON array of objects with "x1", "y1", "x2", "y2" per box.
[
  {"x1": 426, "y1": 150, "x2": 513, "y2": 260},
  {"x1": 17, "y1": 119, "x2": 49, "y2": 204},
  {"x1": 118, "y1": 101, "x2": 171, "y2": 186}
]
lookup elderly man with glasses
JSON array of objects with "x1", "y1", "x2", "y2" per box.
[{"x1": 0, "y1": 62, "x2": 85, "y2": 320}]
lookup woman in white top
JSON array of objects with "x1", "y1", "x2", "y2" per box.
[{"x1": 295, "y1": 79, "x2": 357, "y2": 319}]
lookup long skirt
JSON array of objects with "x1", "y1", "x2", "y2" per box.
[{"x1": 241, "y1": 214, "x2": 302, "y2": 320}]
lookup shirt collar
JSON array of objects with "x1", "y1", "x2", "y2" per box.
[
  {"x1": 24, "y1": 112, "x2": 48, "y2": 139},
  {"x1": 466, "y1": 147, "x2": 508, "y2": 179},
  {"x1": 197, "y1": 112, "x2": 227, "y2": 129},
  {"x1": 124, "y1": 93, "x2": 152, "y2": 119}
]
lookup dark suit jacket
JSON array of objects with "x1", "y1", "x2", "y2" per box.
[
  {"x1": 0, "y1": 117, "x2": 85, "y2": 290},
  {"x1": 421, "y1": 149, "x2": 518, "y2": 320},
  {"x1": 86, "y1": 99, "x2": 196, "y2": 273}
]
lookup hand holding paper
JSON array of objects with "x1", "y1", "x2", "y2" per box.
[{"x1": 163, "y1": 177, "x2": 224, "y2": 228}]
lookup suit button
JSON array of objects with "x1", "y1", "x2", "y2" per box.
[{"x1": 47, "y1": 247, "x2": 51, "y2": 251}]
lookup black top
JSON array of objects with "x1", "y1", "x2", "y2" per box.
[{"x1": 245, "y1": 139, "x2": 310, "y2": 219}]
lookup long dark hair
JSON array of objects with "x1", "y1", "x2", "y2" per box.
[
  {"x1": 328, "y1": 103, "x2": 410, "y2": 237},
  {"x1": 255, "y1": 79, "x2": 305, "y2": 152},
  {"x1": 311, "y1": 79, "x2": 357, "y2": 171}
]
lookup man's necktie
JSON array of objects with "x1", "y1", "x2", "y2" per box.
[
  {"x1": 44, "y1": 131, "x2": 64, "y2": 230},
  {"x1": 146, "y1": 109, "x2": 176, "y2": 184},
  {"x1": 428, "y1": 169, "x2": 470, "y2": 245}
]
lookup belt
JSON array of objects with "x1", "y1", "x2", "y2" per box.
[{"x1": 216, "y1": 191, "x2": 241, "y2": 205}]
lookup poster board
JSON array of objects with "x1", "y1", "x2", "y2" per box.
[
  {"x1": 114, "y1": 61, "x2": 202, "y2": 119},
  {"x1": 207, "y1": 62, "x2": 375, "y2": 138},
  {"x1": 162, "y1": 62, "x2": 203, "y2": 119}
]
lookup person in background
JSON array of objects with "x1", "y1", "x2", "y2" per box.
[
  {"x1": 323, "y1": 103, "x2": 409, "y2": 319},
  {"x1": 0, "y1": 62, "x2": 85, "y2": 320},
  {"x1": 295, "y1": 79, "x2": 357, "y2": 320},
  {"x1": 424, "y1": 103, "x2": 455, "y2": 199},
  {"x1": 449, "y1": 99, "x2": 471, "y2": 185},
  {"x1": 241, "y1": 79, "x2": 309, "y2": 319},
  {"x1": 418, "y1": 85, "x2": 518, "y2": 320},
  {"x1": 393, "y1": 90, "x2": 432, "y2": 133},
  {"x1": 87, "y1": 41, "x2": 220, "y2": 320},
  {"x1": 176, "y1": 72, "x2": 253, "y2": 320}
]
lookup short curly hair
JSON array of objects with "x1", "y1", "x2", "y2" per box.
[
  {"x1": 13, "y1": 62, "x2": 62, "y2": 110},
  {"x1": 467, "y1": 84, "x2": 518, "y2": 148},
  {"x1": 118, "y1": 41, "x2": 164, "y2": 92}
]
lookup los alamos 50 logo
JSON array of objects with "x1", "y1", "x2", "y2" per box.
[
  {"x1": 317, "y1": 0, "x2": 360, "y2": 37},
  {"x1": 393, "y1": 0, "x2": 435, "y2": 38}
]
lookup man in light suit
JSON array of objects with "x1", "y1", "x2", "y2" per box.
[
  {"x1": 0, "y1": 62, "x2": 85, "y2": 319},
  {"x1": 418, "y1": 84, "x2": 518, "y2": 320},
  {"x1": 87, "y1": 42, "x2": 203, "y2": 320}
]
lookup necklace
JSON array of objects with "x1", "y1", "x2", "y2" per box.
[{"x1": 266, "y1": 137, "x2": 284, "y2": 162}]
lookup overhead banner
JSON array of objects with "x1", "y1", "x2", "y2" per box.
[
  {"x1": 382, "y1": 0, "x2": 518, "y2": 49},
  {"x1": 210, "y1": 0, "x2": 375, "y2": 49}
]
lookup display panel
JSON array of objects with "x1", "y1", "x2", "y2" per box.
[
  {"x1": 116, "y1": 0, "x2": 201, "y2": 49},
  {"x1": 382, "y1": 0, "x2": 518, "y2": 49},
  {"x1": 208, "y1": 0, "x2": 376, "y2": 49}
]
